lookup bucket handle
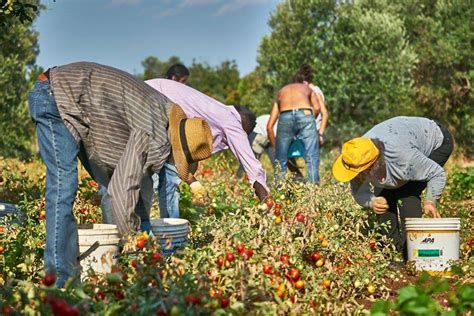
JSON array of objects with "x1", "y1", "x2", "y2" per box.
[{"x1": 78, "y1": 241, "x2": 100, "y2": 262}]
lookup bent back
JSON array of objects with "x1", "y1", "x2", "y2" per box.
[{"x1": 277, "y1": 83, "x2": 313, "y2": 112}]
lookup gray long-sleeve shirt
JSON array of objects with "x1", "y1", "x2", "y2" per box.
[
  {"x1": 350, "y1": 117, "x2": 445, "y2": 208},
  {"x1": 50, "y1": 62, "x2": 172, "y2": 234}
]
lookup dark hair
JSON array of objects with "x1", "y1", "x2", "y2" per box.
[
  {"x1": 166, "y1": 64, "x2": 190, "y2": 80},
  {"x1": 294, "y1": 63, "x2": 313, "y2": 83},
  {"x1": 234, "y1": 105, "x2": 256, "y2": 134},
  {"x1": 367, "y1": 139, "x2": 386, "y2": 179}
]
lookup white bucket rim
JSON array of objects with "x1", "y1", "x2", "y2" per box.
[
  {"x1": 78, "y1": 233, "x2": 121, "y2": 237},
  {"x1": 405, "y1": 218, "x2": 460, "y2": 230},
  {"x1": 78, "y1": 237, "x2": 121, "y2": 246},
  {"x1": 406, "y1": 227, "x2": 460, "y2": 231},
  {"x1": 405, "y1": 218, "x2": 460, "y2": 222},
  {"x1": 78, "y1": 225, "x2": 120, "y2": 236},
  {"x1": 150, "y1": 218, "x2": 189, "y2": 227},
  {"x1": 405, "y1": 224, "x2": 460, "y2": 228},
  {"x1": 78, "y1": 224, "x2": 119, "y2": 230}
]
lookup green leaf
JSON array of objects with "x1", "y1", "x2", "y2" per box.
[
  {"x1": 396, "y1": 285, "x2": 418, "y2": 304},
  {"x1": 370, "y1": 300, "x2": 392, "y2": 315}
]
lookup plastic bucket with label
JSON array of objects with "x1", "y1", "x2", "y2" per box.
[
  {"x1": 78, "y1": 224, "x2": 120, "y2": 277},
  {"x1": 405, "y1": 218, "x2": 460, "y2": 276},
  {"x1": 151, "y1": 218, "x2": 189, "y2": 255}
]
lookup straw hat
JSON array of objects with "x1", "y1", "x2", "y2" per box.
[
  {"x1": 332, "y1": 137, "x2": 379, "y2": 182},
  {"x1": 169, "y1": 104, "x2": 213, "y2": 181}
]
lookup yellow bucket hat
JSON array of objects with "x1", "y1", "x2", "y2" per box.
[{"x1": 332, "y1": 137, "x2": 379, "y2": 182}]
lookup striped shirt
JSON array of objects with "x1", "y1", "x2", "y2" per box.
[
  {"x1": 50, "y1": 62, "x2": 172, "y2": 234},
  {"x1": 146, "y1": 79, "x2": 268, "y2": 191}
]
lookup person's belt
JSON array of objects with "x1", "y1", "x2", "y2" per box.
[
  {"x1": 280, "y1": 108, "x2": 312, "y2": 114},
  {"x1": 38, "y1": 69, "x2": 50, "y2": 81}
]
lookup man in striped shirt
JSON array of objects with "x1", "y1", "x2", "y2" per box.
[{"x1": 28, "y1": 62, "x2": 212, "y2": 287}]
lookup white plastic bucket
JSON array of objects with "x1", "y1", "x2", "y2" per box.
[
  {"x1": 78, "y1": 224, "x2": 120, "y2": 276},
  {"x1": 405, "y1": 218, "x2": 460, "y2": 275},
  {"x1": 151, "y1": 218, "x2": 189, "y2": 255}
]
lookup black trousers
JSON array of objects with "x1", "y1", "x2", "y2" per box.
[{"x1": 376, "y1": 122, "x2": 454, "y2": 260}]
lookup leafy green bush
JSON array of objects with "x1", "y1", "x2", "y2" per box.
[
  {"x1": 446, "y1": 167, "x2": 473, "y2": 201},
  {"x1": 371, "y1": 270, "x2": 474, "y2": 316}
]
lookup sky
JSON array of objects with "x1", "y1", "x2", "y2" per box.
[{"x1": 35, "y1": 0, "x2": 280, "y2": 76}]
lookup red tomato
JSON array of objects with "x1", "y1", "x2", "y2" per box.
[
  {"x1": 243, "y1": 249, "x2": 254, "y2": 259},
  {"x1": 310, "y1": 251, "x2": 321, "y2": 262},
  {"x1": 296, "y1": 213, "x2": 305, "y2": 223},
  {"x1": 226, "y1": 252, "x2": 235, "y2": 262},
  {"x1": 42, "y1": 273, "x2": 56, "y2": 287},
  {"x1": 280, "y1": 254, "x2": 290, "y2": 264},
  {"x1": 236, "y1": 244, "x2": 246, "y2": 255},
  {"x1": 266, "y1": 199, "x2": 274, "y2": 209},
  {"x1": 216, "y1": 256, "x2": 225, "y2": 268},
  {"x1": 220, "y1": 297, "x2": 230, "y2": 308},
  {"x1": 136, "y1": 239, "x2": 146, "y2": 249},
  {"x1": 263, "y1": 264, "x2": 273, "y2": 274},
  {"x1": 288, "y1": 268, "x2": 300, "y2": 281}
]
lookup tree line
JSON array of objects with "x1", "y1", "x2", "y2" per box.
[{"x1": 1, "y1": 0, "x2": 472, "y2": 159}]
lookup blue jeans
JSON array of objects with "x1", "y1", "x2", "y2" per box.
[
  {"x1": 28, "y1": 80, "x2": 80, "y2": 287},
  {"x1": 153, "y1": 162, "x2": 181, "y2": 218},
  {"x1": 276, "y1": 109, "x2": 320, "y2": 183}
]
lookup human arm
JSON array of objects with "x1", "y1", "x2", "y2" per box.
[
  {"x1": 350, "y1": 178, "x2": 389, "y2": 214},
  {"x1": 267, "y1": 102, "x2": 279, "y2": 150},
  {"x1": 403, "y1": 151, "x2": 447, "y2": 217},
  {"x1": 316, "y1": 93, "x2": 328, "y2": 145},
  {"x1": 224, "y1": 117, "x2": 269, "y2": 201},
  {"x1": 310, "y1": 91, "x2": 321, "y2": 118},
  {"x1": 350, "y1": 177, "x2": 376, "y2": 209}
]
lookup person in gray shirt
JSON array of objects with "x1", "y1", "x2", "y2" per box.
[
  {"x1": 332, "y1": 116, "x2": 453, "y2": 260},
  {"x1": 28, "y1": 62, "x2": 213, "y2": 287}
]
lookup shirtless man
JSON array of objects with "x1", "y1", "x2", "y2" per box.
[{"x1": 267, "y1": 74, "x2": 321, "y2": 183}]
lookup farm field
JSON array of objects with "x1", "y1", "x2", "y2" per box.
[{"x1": 0, "y1": 154, "x2": 472, "y2": 315}]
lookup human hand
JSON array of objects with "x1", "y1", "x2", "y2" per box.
[
  {"x1": 371, "y1": 196, "x2": 389, "y2": 214},
  {"x1": 424, "y1": 200, "x2": 440, "y2": 218},
  {"x1": 253, "y1": 181, "x2": 269, "y2": 202},
  {"x1": 190, "y1": 181, "x2": 209, "y2": 206},
  {"x1": 319, "y1": 134, "x2": 325, "y2": 146}
]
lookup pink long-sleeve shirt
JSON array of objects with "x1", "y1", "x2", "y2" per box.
[{"x1": 146, "y1": 79, "x2": 268, "y2": 191}]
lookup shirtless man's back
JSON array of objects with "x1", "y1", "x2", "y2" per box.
[{"x1": 277, "y1": 83, "x2": 319, "y2": 113}]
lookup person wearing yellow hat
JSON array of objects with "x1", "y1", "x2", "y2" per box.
[{"x1": 332, "y1": 116, "x2": 453, "y2": 260}]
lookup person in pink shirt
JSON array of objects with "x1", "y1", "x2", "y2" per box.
[
  {"x1": 144, "y1": 79, "x2": 269, "y2": 221},
  {"x1": 100, "y1": 67, "x2": 268, "y2": 229}
]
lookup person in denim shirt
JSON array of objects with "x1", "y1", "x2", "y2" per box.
[{"x1": 332, "y1": 117, "x2": 454, "y2": 260}]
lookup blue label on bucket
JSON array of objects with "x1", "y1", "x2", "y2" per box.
[{"x1": 418, "y1": 249, "x2": 442, "y2": 257}]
